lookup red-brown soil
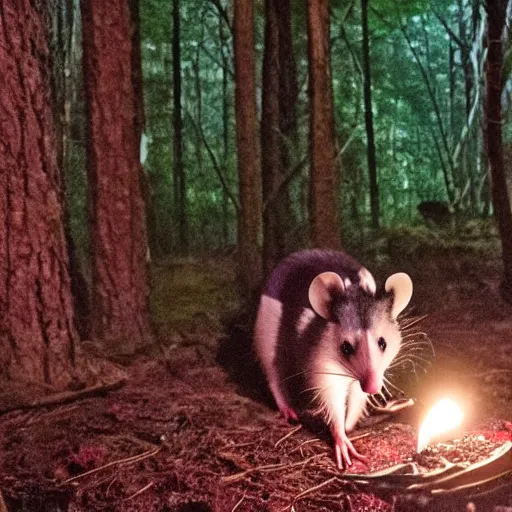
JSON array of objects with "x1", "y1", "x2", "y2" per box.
[{"x1": 1, "y1": 245, "x2": 512, "y2": 512}]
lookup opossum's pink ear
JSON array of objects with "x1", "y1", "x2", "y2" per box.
[
  {"x1": 385, "y1": 273, "x2": 413, "y2": 319},
  {"x1": 308, "y1": 271, "x2": 346, "y2": 319}
]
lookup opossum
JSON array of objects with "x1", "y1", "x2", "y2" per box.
[{"x1": 254, "y1": 249, "x2": 413, "y2": 468}]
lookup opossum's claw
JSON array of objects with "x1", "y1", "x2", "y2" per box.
[{"x1": 332, "y1": 428, "x2": 369, "y2": 469}]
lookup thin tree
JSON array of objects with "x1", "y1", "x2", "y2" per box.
[
  {"x1": 307, "y1": 0, "x2": 341, "y2": 248},
  {"x1": 81, "y1": 0, "x2": 154, "y2": 351},
  {"x1": 0, "y1": 0, "x2": 79, "y2": 387},
  {"x1": 485, "y1": 0, "x2": 512, "y2": 301},
  {"x1": 277, "y1": 0, "x2": 299, "y2": 199},
  {"x1": 172, "y1": 0, "x2": 188, "y2": 253},
  {"x1": 130, "y1": 0, "x2": 161, "y2": 259},
  {"x1": 234, "y1": 0, "x2": 263, "y2": 294},
  {"x1": 219, "y1": 9, "x2": 231, "y2": 246},
  {"x1": 261, "y1": 0, "x2": 281, "y2": 275},
  {"x1": 50, "y1": 0, "x2": 91, "y2": 340},
  {"x1": 361, "y1": 0, "x2": 379, "y2": 228}
]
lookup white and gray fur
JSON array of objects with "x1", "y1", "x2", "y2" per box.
[{"x1": 254, "y1": 249, "x2": 412, "y2": 441}]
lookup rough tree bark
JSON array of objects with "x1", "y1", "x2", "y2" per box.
[
  {"x1": 81, "y1": 0, "x2": 154, "y2": 350},
  {"x1": 307, "y1": 0, "x2": 341, "y2": 248},
  {"x1": 0, "y1": 0, "x2": 79, "y2": 387},
  {"x1": 485, "y1": 0, "x2": 512, "y2": 301},
  {"x1": 234, "y1": 0, "x2": 263, "y2": 294},
  {"x1": 172, "y1": 0, "x2": 188, "y2": 253},
  {"x1": 361, "y1": 0, "x2": 380, "y2": 229}
]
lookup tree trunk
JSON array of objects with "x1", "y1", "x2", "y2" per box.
[
  {"x1": 0, "y1": 0, "x2": 79, "y2": 387},
  {"x1": 307, "y1": 0, "x2": 341, "y2": 248},
  {"x1": 485, "y1": 0, "x2": 512, "y2": 301},
  {"x1": 130, "y1": 0, "x2": 161, "y2": 260},
  {"x1": 361, "y1": 0, "x2": 380, "y2": 229},
  {"x1": 81, "y1": 0, "x2": 154, "y2": 351},
  {"x1": 276, "y1": 0, "x2": 299, "y2": 254},
  {"x1": 261, "y1": 0, "x2": 281, "y2": 275},
  {"x1": 234, "y1": 0, "x2": 263, "y2": 294},
  {"x1": 172, "y1": 0, "x2": 188, "y2": 253},
  {"x1": 49, "y1": 0, "x2": 91, "y2": 341},
  {"x1": 219, "y1": 13, "x2": 230, "y2": 246}
]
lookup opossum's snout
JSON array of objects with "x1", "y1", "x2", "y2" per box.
[{"x1": 360, "y1": 372, "x2": 382, "y2": 394}]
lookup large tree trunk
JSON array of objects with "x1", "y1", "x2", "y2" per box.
[
  {"x1": 361, "y1": 0, "x2": 380, "y2": 229},
  {"x1": 0, "y1": 0, "x2": 79, "y2": 387},
  {"x1": 172, "y1": 0, "x2": 188, "y2": 254},
  {"x1": 234, "y1": 0, "x2": 263, "y2": 294},
  {"x1": 307, "y1": 0, "x2": 341, "y2": 248},
  {"x1": 261, "y1": 0, "x2": 281, "y2": 275},
  {"x1": 485, "y1": 0, "x2": 512, "y2": 301},
  {"x1": 81, "y1": 0, "x2": 154, "y2": 351}
]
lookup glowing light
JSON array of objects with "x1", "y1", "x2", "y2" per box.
[{"x1": 417, "y1": 399, "x2": 463, "y2": 453}]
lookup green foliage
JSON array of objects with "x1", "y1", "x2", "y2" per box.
[{"x1": 138, "y1": 0, "x2": 491, "y2": 252}]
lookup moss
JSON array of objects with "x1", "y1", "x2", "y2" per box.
[{"x1": 150, "y1": 257, "x2": 239, "y2": 335}]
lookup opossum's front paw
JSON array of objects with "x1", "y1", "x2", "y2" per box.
[
  {"x1": 331, "y1": 428, "x2": 369, "y2": 469},
  {"x1": 279, "y1": 406, "x2": 298, "y2": 423}
]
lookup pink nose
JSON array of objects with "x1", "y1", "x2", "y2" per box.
[{"x1": 361, "y1": 375, "x2": 382, "y2": 394}]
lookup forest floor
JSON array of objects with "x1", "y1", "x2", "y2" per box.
[{"x1": 2, "y1": 225, "x2": 512, "y2": 512}]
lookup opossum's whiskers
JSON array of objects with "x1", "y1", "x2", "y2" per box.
[
  {"x1": 280, "y1": 370, "x2": 309, "y2": 384},
  {"x1": 382, "y1": 376, "x2": 404, "y2": 396},
  {"x1": 399, "y1": 314, "x2": 429, "y2": 331}
]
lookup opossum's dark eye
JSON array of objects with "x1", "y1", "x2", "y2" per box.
[
  {"x1": 341, "y1": 341, "x2": 354, "y2": 357},
  {"x1": 378, "y1": 337, "x2": 387, "y2": 351}
]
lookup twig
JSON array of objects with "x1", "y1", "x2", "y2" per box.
[
  {"x1": 275, "y1": 425, "x2": 302, "y2": 448},
  {"x1": 208, "y1": 0, "x2": 233, "y2": 36},
  {"x1": 348, "y1": 432, "x2": 373, "y2": 442},
  {"x1": 59, "y1": 446, "x2": 162, "y2": 486},
  {"x1": 231, "y1": 493, "x2": 246, "y2": 512},
  {"x1": 263, "y1": 156, "x2": 308, "y2": 212},
  {"x1": 292, "y1": 476, "x2": 339, "y2": 502},
  {"x1": 289, "y1": 437, "x2": 324, "y2": 455},
  {"x1": 185, "y1": 109, "x2": 239, "y2": 213},
  {"x1": 221, "y1": 454, "x2": 323, "y2": 484},
  {"x1": 124, "y1": 481, "x2": 154, "y2": 501},
  {"x1": 0, "y1": 379, "x2": 126, "y2": 415}
]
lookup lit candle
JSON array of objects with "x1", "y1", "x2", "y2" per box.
[{"x1": 417, "y1": 398, "x2": 464, "y2": 452}]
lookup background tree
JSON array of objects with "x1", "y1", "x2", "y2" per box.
[
  {"x1": 261, "y1": 0, "x2": 282, "y2": 275},
  {"x1": 172, "y1": 0, "x2": 188, "y2": 253},
  {"x1": 261, "y1": 0, "x2": 299, "y2": 275},
  {"x1": 0, "y1": 0, "x2": 79, "y2": 388},
  {"x1": 361, "y1": 0, "x2": 380, "y2": 228},
  {"x1": 50, "y1": 0, "x2": 91, "y2": 340},
  {"x1": 233, "y1": 0, "x2": 263, "y2": 294},
  {"x1": 81, "y1": 0, "x2": 153, "y2": 351},
  {"x1": 485, "y1": 0, "x2": 512, "y2": 301},
  {"x1": 308, "y1": 0, "x2": 341, "y2": 248}
]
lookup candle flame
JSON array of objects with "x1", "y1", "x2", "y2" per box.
[{"x1": 417, "y1": 398, "x2": 463, "y2": 453}]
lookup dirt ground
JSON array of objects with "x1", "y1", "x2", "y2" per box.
[{"x1": 2, "y1": 238, "x2": 512, "y2": 512}]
